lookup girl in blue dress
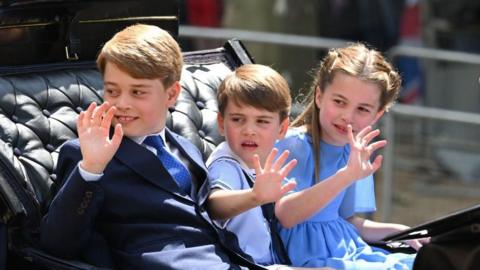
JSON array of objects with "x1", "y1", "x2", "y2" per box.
[{"x1": 274, "y1": 43, "x2": 428, "y2": 270}]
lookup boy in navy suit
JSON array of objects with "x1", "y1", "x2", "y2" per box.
[{"x1": 40, "y1": 24, "x2": 265, "y2": 270}]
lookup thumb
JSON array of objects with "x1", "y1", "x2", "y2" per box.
[{"x1": 370, "y1": 155, "x2": 383, "y2": 172}]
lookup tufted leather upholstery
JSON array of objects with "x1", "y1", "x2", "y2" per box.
[
  {"x1": 0, "y1": 66, "x2": 103, "y2": 229},
  {"x1": 0, "y1": 40, "x2": 253, "y2": 268}
]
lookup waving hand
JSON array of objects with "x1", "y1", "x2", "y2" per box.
[
  {"x1": 252, "y1": 148, "x2": 297, "y2": 204},
  {"x1": 77, "y1": 102, "x2": 123, "y2": 174},
  {"x1": 343, "y1": 125, "x2": 386, "y2": 182}
]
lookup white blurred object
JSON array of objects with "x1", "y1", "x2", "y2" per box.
[
  {"x1": 436, "y1": 148, "x2": 480, "y2": 182},
  {"x1": 274, "y1": 0, "x2": 287, "y2": 16}
]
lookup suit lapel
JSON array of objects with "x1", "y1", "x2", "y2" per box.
[
  {"x1": 165, "y1": 129, "x2": 206, "y2": 171},
  {"x1": 165, "y1": 129, "x2": 210, "y2": 205},
  {"x1": 114, "y1": 136, "x2": 193, "y2": 202}
]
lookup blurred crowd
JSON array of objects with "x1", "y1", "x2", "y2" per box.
[{"x1": 179, "y1": 0, "x2": 480, "y2": 105}]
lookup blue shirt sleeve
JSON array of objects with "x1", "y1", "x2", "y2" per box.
[
  {"x1": 207, "y1": 159, "x2": 248, "y2": 191},
  {"x1": 339, "y1": 174, "x2": 377, "y2": 218},
  {"x1": 275, "y1": 130, "x2": 315, "y2": 192}
]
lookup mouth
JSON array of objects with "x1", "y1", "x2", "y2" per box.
[
  {"x1": 114, "y1": 115, "x2": 138, "y2": 124},
  {"x1": 333, "y1": 123, "x2": 354, "y2": 135},
  {"x1": 241, "y1": 140, "x2": 258, "y2": 150},
  {"x1": 334, "y1": 124, "x2": 347, "y2": 134}
]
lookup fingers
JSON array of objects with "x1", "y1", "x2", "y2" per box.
[
  {"x1": 111, "y1": 124, "x2": 124, "y2": 148},
  {"x1": 263, "y1": 148, "x2": 278, "y2": 171},
  {"x1": 280, "y1": 180, "x2": 297, "y2": 195},
  {"x1": 355, "y1": 125, "x2": 372, "y2": 139},
  {"x1": 407, "y1": 239, "x2": 423, "y2": 251},
  {"x1": 78, "y1": 102, "x2": 97, "y2": 130},
  {"x1": 252, "y1": 154, "x2": 262, "y2": 174},
  {"x1": 368, "y1": 140, "x2": 387, "y2": 153},
  {"x1": 420, "y1": 237, "x2": 431, "y2": 245},
  {"x1": 78, "y1": 101, "x2": 116, "y2": 131},
  {"x1": 271, "y1": 149, "x2": 289, "y2": 171},
  {"x1": 370, "y1": 155, "x2": 383, "y2": 172},
  {"x1": 280, "y1": 159, "x2": 297, "y2": 178},
  {"x1": 101, "y1": 105, "x2": 117, "y2": 129},
  {"x1": 361, "y1": 128, "x2": 380, "y2": 145},
  {"x1": 77, "y1": 111, "x2": 85, "y2": 132},
  {"x1": 91, "y1": 102, "x2": 110, "y2": 126},
  {"x1": 347, "y1": 124, "x2": 355, "y2": 145}
]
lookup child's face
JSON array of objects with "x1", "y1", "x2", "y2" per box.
[
  {"x1": 217, "y1": 101, "x2": 289, "y2": 168},
  {"x1": 315, "y1": 72, "x2": 385, "y2": 146},
  {"x1": 103, "y1": 62, "x2": 180, "y2": 137}
]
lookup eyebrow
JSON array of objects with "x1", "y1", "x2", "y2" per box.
[
  {"x1": 332, "y1": 93, "x2": 376, "y2": 109},
  {"x1": 228, "y1": 113, "x2": 275, "y2": 119},
  {"x1": 104, "y1": 81, "x2": 152, "y2": 89}
]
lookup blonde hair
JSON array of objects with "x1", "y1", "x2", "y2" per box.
[
  {"x1": 292, "y1": 43, "x2": 401, "y2": 180},
  {"x1": 217, "y1": 64, "x2": 291, "y2": 122},
  {"x1": 96, "y1": 24, "x2": 183, "y2": 88}
]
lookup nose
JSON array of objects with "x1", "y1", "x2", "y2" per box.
[
  {"x1": 242, "y1": 122, "x2": 256, "y2": 136},
  {"x1": 341, "y1": 108, "x2": 355, "y2": 124},
  {"x1": 112, "y1": 94, "x2": 130, "y2": 110}
]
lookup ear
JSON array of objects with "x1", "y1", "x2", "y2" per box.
[
  {"x1": 217, "y1": 113, "x2": 225, "y2": 136},
  {"x1": 314, "y1": 86, "x2": 322, "y2": 109},
  {"x1": 372, "y1": 108, "x2": 385, "y2": 125},
  {"x1": 165, "y1": 81, "x2": 181, "y2": 108},
  {"x1": 278, "y1": 118, "x2": 289, "y2": 139}
]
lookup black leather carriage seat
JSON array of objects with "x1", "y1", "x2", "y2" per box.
[{"x1": 0, "y1": 40, "x2": 253, "y2": 269}]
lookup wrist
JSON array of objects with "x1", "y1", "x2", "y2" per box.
[
  {"x1": 250, "y1": 188, "x2": 264, "y2": 206},
  {"x1": 80, "y1": 160, "x2": 106, "y2": 174},
  {"x1": 336, "y1": 167, "x2": 357, "y2": 184}
]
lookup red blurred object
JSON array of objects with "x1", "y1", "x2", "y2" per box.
[{"x1": 186, "y1": 0, "x2": 223, "y2": 27}]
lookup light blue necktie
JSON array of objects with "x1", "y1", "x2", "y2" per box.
[{"x1": 143, "y1": 135, "x2": 192, "y2": 195}]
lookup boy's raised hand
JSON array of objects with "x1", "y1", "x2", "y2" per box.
[
  {"x1": 77, "y1": 102, "x2": 123, "y2": 174},
  {"x1": 345, "y1": 125, "x2": 386, "y2": 181},
  {"x1": 252, "y1": 148, "x2": 297, "y2": 205}
]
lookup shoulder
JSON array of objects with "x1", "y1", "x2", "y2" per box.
[
  {"x1": 57, "y1": 139, "x2": 81, "y2": 159},
  {"x1": 276, "y1": 127, "x2": 312, "y2": 153},
  {"x1": 208, "y1": 154, "x2": 244, "y2": 178},
  {"x1": 60, "y1": 138, "x2": 81, "y2": 150},
  {"x1": 167, "y1": 128, "x2": 203, "y2": 157},
  {"x1": 54, "y1": 139, "x2": 83, "y2": 187},
  {"x1": 208, "y1": 158, "x2": 246, "y2": 190},
  {"x1": 209, "y1": 157, "x2": 243, "y2": 173},
  {"x1": 168, "y1": 129, "x2": 197, "y2": 150},
  {"x1": 171, "y1": 132, "x2": 192, "y2": 145},
  {"x1": 275, "y1": 128, "x2": 315, "y2": 183}
]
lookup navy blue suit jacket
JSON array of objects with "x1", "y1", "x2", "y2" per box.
[{"x1": 41, "y1": 129, "x2": 261, "y2": 270}]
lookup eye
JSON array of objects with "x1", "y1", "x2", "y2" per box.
[
  {"x1": 358, "y1": 107, "x2": 371, "y2": 113},
  {"x1": 333, "y1": 99, "x2": 345, "y2": 106},
  {"x1": 258, "y1": 119, "x2": 270, "y2": 124},
  {"x1": 105, "y1": 88, "x2": 119, "y2": 97},
  {"x1": 132, "y1": 90, "x2": 145, "y2": 96},
  {"x1": 231, "y1": 117, "x2": 242, "y2": 123}
]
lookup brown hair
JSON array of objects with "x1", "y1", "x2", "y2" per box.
[
  {"x1": 292, "y1": 43, "x2": 401, "y2": 180},
  {"x1": 217, "y1": 64, "x2": 291, "y2": 122},
  {"x1": 96, "y1": 24, "x2": 183, "y2": 88}
]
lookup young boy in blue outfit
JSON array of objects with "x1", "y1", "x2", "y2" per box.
[
  {"x1": 40, "y1": 24, "x2": 265, "y2": 270},
  {"x1": 206, "y1": 64, "x2": 330, "y2": 270}
]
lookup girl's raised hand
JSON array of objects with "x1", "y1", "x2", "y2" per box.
[
  {"x1": 77, "y1": 101, "x2": 123, "y2": 174},
  {"x1": 252, "y1": 148, "x2": 297, "y2": 205},
  {"x1": 344, "y1": 125, "x2": 386, "y2": 181}
]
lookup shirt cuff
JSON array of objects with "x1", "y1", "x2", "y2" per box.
[{"x1": 78, "y1": 161, "x2": 103, "y2": 181}]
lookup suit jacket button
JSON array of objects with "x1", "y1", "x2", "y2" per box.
[{"x1": 80, "y1": 201, "x2": 88, "y2": 209}]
